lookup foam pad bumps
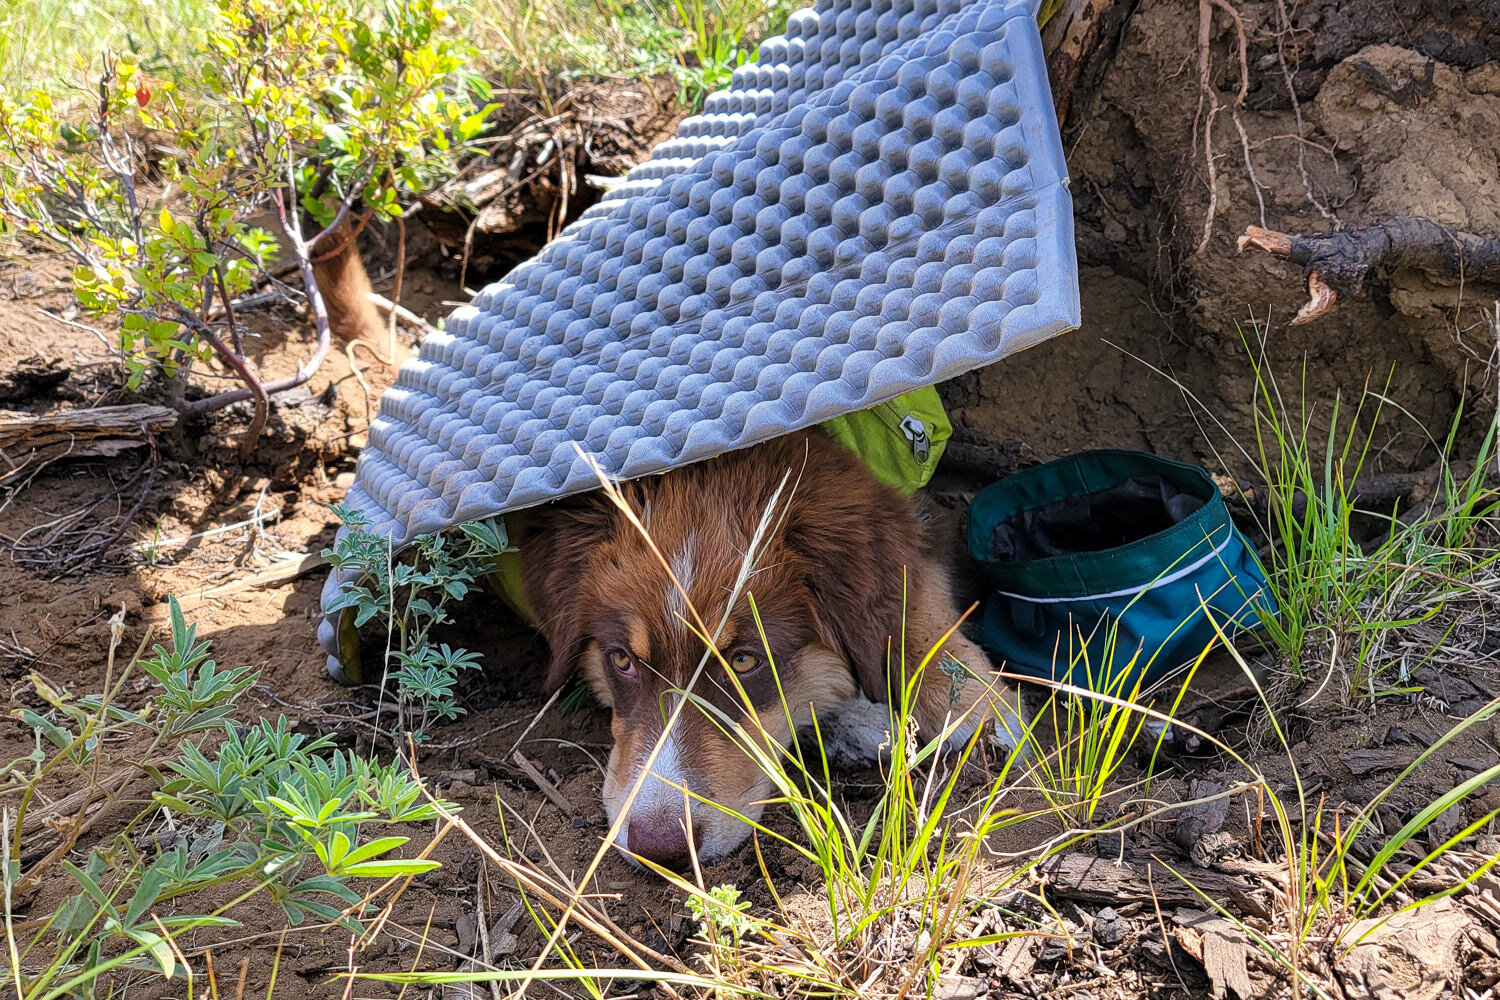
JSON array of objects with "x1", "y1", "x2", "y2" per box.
[{"x1": 318, "y1": 0, "x2": 1080, "y2": 669}]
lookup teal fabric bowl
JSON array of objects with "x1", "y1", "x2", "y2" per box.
[{"x1": 966, "y1": 450, "x2": 1276, "y2": 692}]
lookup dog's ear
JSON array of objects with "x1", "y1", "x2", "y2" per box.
[
  {"x1": 517, "y1": 499, "x2": 613, "y2": 693},
  {"x1": 785, "y1": 477, "x2": 923, "y2": 706}
]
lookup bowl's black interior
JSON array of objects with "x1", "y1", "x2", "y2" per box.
[{"x1": 987, "y1": 474, "x2": 1209, "y2": 563}]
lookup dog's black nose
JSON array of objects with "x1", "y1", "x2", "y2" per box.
[{"x1": 626, "y1": 816, "x2": 703, "y2": 870}]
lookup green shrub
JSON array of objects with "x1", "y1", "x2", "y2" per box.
[{"x1": 0, "y1": 0, "x2": 492, "y2": 450}]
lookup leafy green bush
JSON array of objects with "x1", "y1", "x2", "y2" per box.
[{"x1": 0, "y1": 0, "x2": 492, "y2": 450}]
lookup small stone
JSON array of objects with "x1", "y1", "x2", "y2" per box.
[
  {"x1": 455, "y1": 911, "x2": 477, "y2": 953},
  {"x1": 932, "y1": 975, "x2": 986, "y2": 1000},
  {"x1": 1092, "y1": 906, "x2": 1128, "y2": 947},
  {"x1": 1036, "y1": 943, "x2": 1069, "y2": 963}
]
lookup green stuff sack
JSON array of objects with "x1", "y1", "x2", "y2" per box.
[
  {"x1": 967, "y1": 450, "x2": 1276, "y2": 692},
  {"x1": 820, "y1": 386, "x2": 952, "y2": 494}
]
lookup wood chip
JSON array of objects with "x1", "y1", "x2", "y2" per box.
[
  {"x1": 1340, "y1": 747, "x2": 1407, "y2": 776},
  {"x1": 1175, "y1": 909, "x2": 1255, "y2": 1000},
  {"x1": 1335, "y1": 897, "x2": 1473, "y2": 1000},
  {"x1": 994, "y1": 935, "x2": 1037, "y2": 984},
  {"x1": 1038, "y1": 853, "x2": 1262, "y2": 907}
]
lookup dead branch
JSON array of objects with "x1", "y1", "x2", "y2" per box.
[
  {"x1": 0, "y1": 404, "x2": 176, "y2": 486},
  {"x1": 1239, "y1": 219, "x2": 1500, "y2": 324}
]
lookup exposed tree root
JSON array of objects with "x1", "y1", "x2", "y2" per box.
[
  {"x1": 1238, "y1": 220, "x2": 1500, "y2": 324},
  {"x1": 311, "y1": 214, "x2": 387, "y2": 347},
  {"x1": 1043, "y1": 0, "x2": 1129, "y2": 127}
]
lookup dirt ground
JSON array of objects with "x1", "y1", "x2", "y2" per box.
[
  {"x1": 4, "y1": 241, "x2": 1500, "y2": 998},
  {"x1": 2, "y1": 3, "x2": 1500, "y2": 995},
  {"x1": 948, "y1": 0, "x2": 1500, "y2": 483}
]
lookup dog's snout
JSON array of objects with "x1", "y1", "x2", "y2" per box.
[{"x1": 626, "y1": 815, "x2": 703, "y2": 870}]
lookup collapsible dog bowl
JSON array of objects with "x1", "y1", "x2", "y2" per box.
[{"x1": 966, "y1": 450, "x2": 1276, "y2": 691}]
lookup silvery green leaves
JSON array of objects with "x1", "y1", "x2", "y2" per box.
[
  {"x1": 323, "y1": 507, "x2": 513, "y2": 739},
  {"x1": 16, "y1": 602, "x2": 455, "y2": 992}
]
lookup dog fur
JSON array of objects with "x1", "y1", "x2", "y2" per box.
[{"x1": 519, "y1": 430, "x2": 1024, "y2": 868}]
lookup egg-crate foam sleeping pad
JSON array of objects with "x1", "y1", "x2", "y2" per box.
[{"x1": 317, "y1": 0, "x2": 1080, "y2": 666}]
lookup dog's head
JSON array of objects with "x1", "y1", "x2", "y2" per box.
[{"x1": 520, "y1": 433, "x2": 924, "y2": 868}]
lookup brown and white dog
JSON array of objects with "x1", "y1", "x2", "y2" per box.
[{"x1": 519, "y1": 430, "x2": 1025, "y2": 869}]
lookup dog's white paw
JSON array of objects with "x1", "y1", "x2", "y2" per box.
[
  {"x1": 986, "y1": 694, "x2": 1032, "y2": 759},
  {"x1": 818, "y1": 695, "x2": 893, "y2": 766}
]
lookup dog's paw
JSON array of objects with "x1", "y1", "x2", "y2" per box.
[
  {"x1": 985, "y1": 692, "x2": 1033, "y2": 761},
  {"x1": 818, "y1": 695, "x2": 893, "y2": 766}
]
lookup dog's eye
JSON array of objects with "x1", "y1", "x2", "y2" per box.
[
  {"x1": 607, "y1": 649, "x2": 636, "y2": 676},
  {"x1": 729, "y1": 652, "x2": 759, "y2": 674}
]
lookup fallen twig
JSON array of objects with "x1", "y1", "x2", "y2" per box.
[
  {"x1": 511, "y1": 751, "x2": 577, "y2": 819},
  {"x1": 364, "y1": 292, "x2": 437, "y2": 340}
]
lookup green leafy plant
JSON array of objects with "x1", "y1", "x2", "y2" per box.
[
  {"x1": 324, "y1": 504, "x2": 514, "y2": 738},
  {"x1": 686, "y1": 883, "x2": 754, "y2": 971},
  {"x1": 0, "y1": 0, "x2": 492, "y2": 451},
  {"x1": 3, "y1": 597, "x2": 453, "y2": 998},
  {"x1": 670, "y1": 0, "x2": 790, "y2": 108}
]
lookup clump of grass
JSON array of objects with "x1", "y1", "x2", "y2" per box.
[
  {"x1": 1170, "y1": 627, "x2": 1500, "y2": 1000},
  {"x1": 1159, "y1": 323, "x2": 1500, "y2": 701},
  {"x1": 1248, "y1": 355, "x2": 1499, "y2": 696},
  {"x1": 1020, "y1": 651, "x2": 1173, "y2": 835}
]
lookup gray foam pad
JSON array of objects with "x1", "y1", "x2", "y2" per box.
[{"x1": 318, "y1": 0, "x2": 1079, "y2": 671}]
